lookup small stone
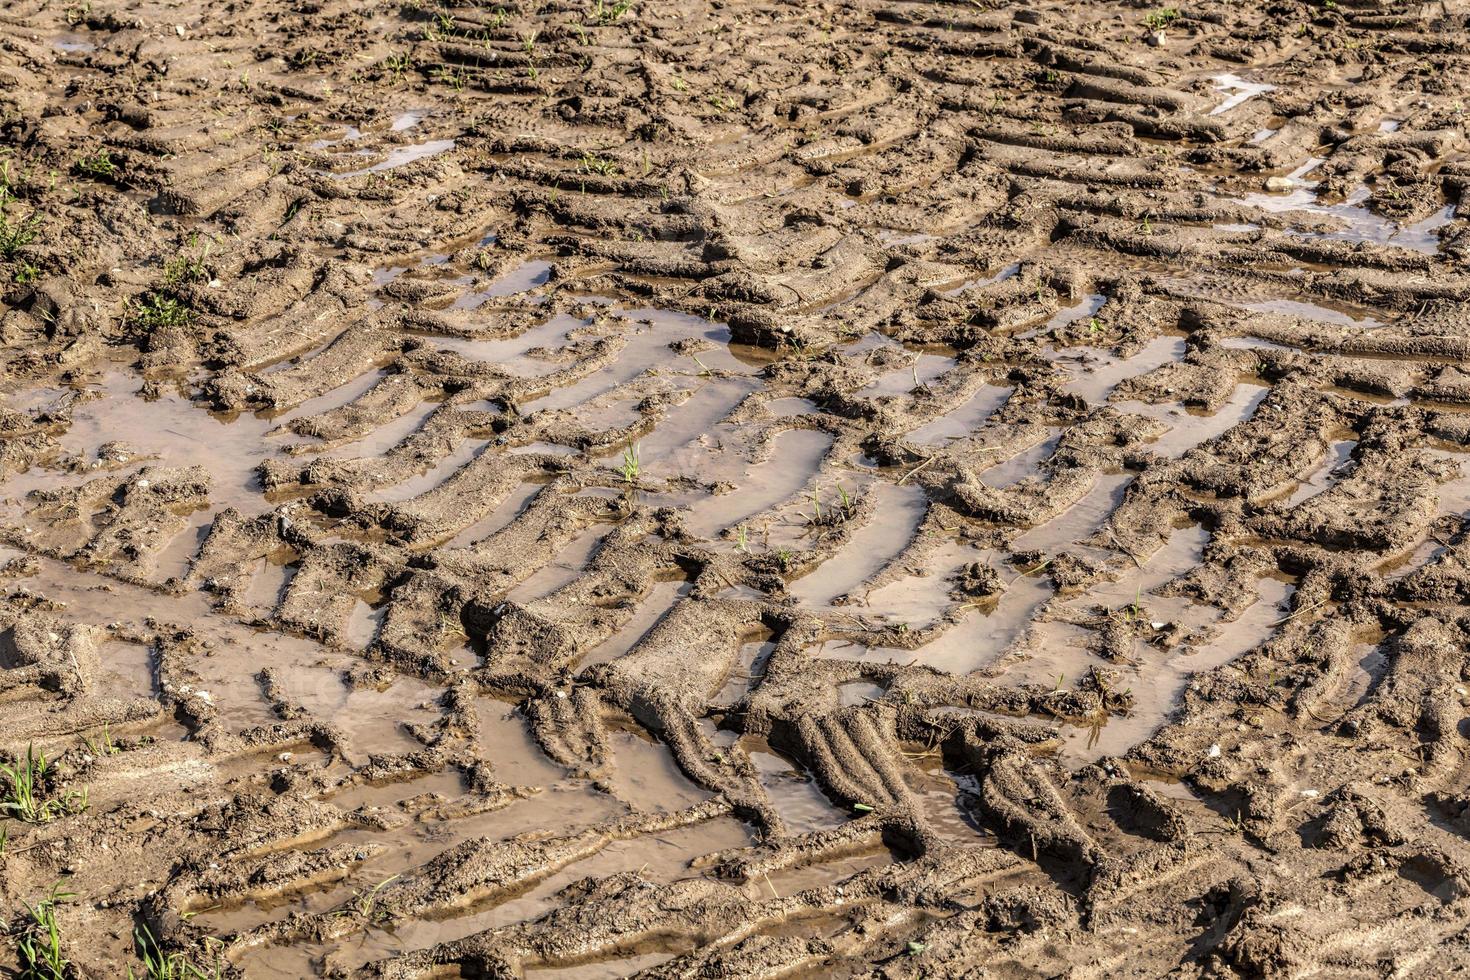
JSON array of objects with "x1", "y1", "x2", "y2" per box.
[{"x1": 1264, "y1": 176, "x2": 1294, "y2": 192}]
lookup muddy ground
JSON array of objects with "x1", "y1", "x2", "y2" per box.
[{"x1": 1, "y1": 0, "x2": 1470, "y2": 976}]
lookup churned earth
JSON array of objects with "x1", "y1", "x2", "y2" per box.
[{"x1": 3, "y1": 0, "x2": 1470, "y2": 976}]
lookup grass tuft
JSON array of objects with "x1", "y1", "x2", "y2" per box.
[
  {"x1": 129, "y1": 292, "x2": 193, "y2": 329},
  {"x1": 620, "y1": 442, "x2": 641, "y2": 484},
  {"x1": 73, "y1": 150, "x2": 119, "y2": 179},
  {"x1": 129, "y1": 923, "x2": 221, "y2": 980},
  {"x1": 17, "y1": 882, "x2": 74, "y2": 980},
  {"x1": 1, "y1": 744, "x2": 88, "y2": 823}
]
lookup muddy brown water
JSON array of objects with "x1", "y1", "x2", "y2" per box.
[{"x1": 6, "y1": 2, "x2": 1470, "y2": 976}]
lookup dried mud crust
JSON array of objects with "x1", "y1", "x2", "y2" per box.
[{"x1": 3, "y1": 0, "x2": 1470, "y2": 976}]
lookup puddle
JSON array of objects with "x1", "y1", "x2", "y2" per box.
[
  {"x1": 1393, "y1": 204, "x2": 1458, "y2": 253},
  {"x1": 909, "y1": 754, "x2": 987, "y2": 844},
  {"x1": 1018, "y1": 293, "x2": 1107, "y2": 340},
  {"x1": 368, "y1": 440, "x2": 491, "y2": 504},
  {"x1": 525, "y1": 310, "x2": 740, "y2": 415},
  {"x1": 638, "y1": 378, "x2": 753, "y2": 470},
  {"x1": 54, "y1": 33, "x2": 95, "y2": 52},
  {"x1": 857, "y1": 351, "x2": 954, "y2": 398},
  {"x1": 906, "y1": 384, "x2": 1011, "y2": 445},
  {"x1": 95, "y1": 639, "x2": 157, "y2": 699},
  {"x1": 306, "y1": 393, "x2": 444, "y2": 461},
  {"x1": 841, "y1": 566, "x2": 1054, "y2": 675},
  {"x1": 1282, "y1": 438, "x2": 1355, "y2": 507},
  {"x1": 1118, "y1": 381, "x2": 1269, "y2": 458},
  {"x1": 1048, "y1": 576, "x2": 1294, "y2": 764},
  {"x1": 1238, "y1": 298, "x2": 1384, "y2": 329},
  {"x1": 444, "y1": 481, "x2": 545, "y2": 550},
  {"x1": 1237, "y1": 180, "x2": 1449, "y2": 255},
  {"x1": 767, "y1": 397, "x2": 818, "y2": 418},
  {"x1": 838, "y1": 680, "x2": 885, "y2": 706},
  {"x1": 507, "y1": 441, "x2": 580, "y2": 457},
  {"x1": 329, "y1": 139, "x2": 457, "y2": 179},
  {"x1": 579, "y1": 579, "x2": 694, "y2": 667},
  {"x1": 1209, "y1": 73, "x2": 1277, "y2": 115},
  {"x1": 1340, "y1": 641, "x2": 1388, "y2": 710},
  {"x1": 425, "y1": 315, "x2": 580, "y2": 369},
  {"x1": 391, "y1": 109, "x2": 427, "y2": 132},
  {"x1": 1057, "y1": 335, "x2": 1186, "y2": 405},
  {"x1": 451, "y1": 260, "x2": 555, "y2": 309},
  {"x1": 685, "y1": 428, "x2": 832, "y2": 538},
  {"x1": 713, "y1": 638, "x2": 775, "y2": 707},
  {"x1": 789, "y1": 482, "x2": 927, "y2": 605},
  {"x1": 343, "y1": 600, "x2": 388, "y2": 648},
  {"x1": 605, "y1": 725, "x2": 713, "y2": 810},
  {"x1": 745, "y1": 737, "x2": 847, "y2": 833},
  {"x1": 940, "y1": 261, "x2": 1020, "y2": 296},
  {"x1": 979, "y1": 432, "x2": 1061, "y2": 489},
  {"x1": 1012, "y1": 473, "x2": 1132, "y2": 554},
  {"x1": 504, "y1": 525, "x2": 611, "y2": 604},
  {"x1": 307, "y1": 124, "x2": 363, "y2": 151},
  {"x1": 860, "y1": 539, "x2": 983, "y2": 627},
  {"x1": 3, "y1": 373, "x2": 284, "y2": 528}
]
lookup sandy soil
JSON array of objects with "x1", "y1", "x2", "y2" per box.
[{"x1": 3, "y1": 0, "x2": 1470, "y2": 976}]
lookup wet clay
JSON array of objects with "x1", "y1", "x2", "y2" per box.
[{"x1": 4, "y1": 1, "x2": 1470, "y2": 977}]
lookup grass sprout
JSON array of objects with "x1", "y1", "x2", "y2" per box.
[
  {"x1": 129, "y1": 923, "x2": 221, "y2": 980},
  {"x1": 18, "y1": 882, "x2": 74, "y2": 980},
  {"x1": 620, "y1": 442, "x2": 641, "y2": 484},
  {"x1": 1, "y1": 744, "x2": 88, "y2": 823}
]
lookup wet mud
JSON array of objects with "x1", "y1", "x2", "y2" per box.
[{"x1": 4, "y1": 0, "x2": 1470, "y2": 976}]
